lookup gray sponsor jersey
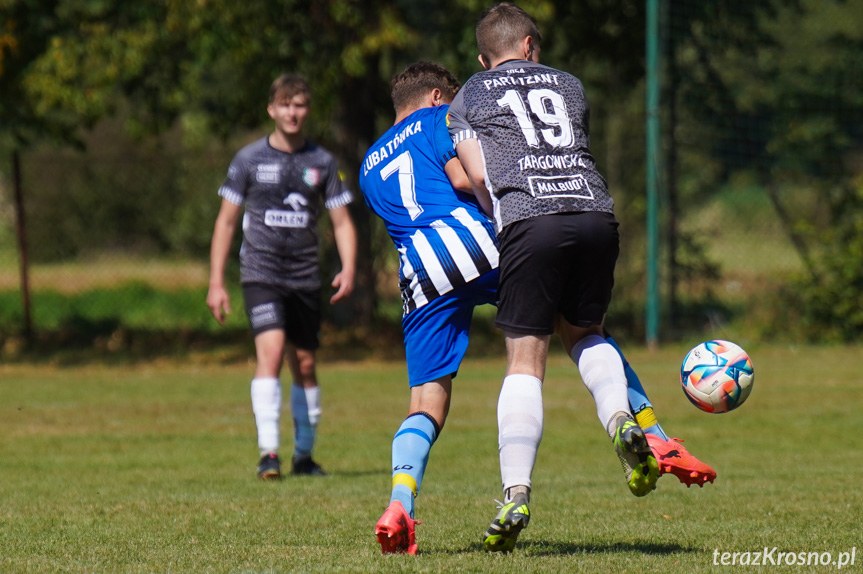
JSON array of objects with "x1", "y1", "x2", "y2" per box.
[
  {"x1": 218, "y1": 136, "x2": 353, "y2": 290},
  {"x1": 447, "y1": 60, "x2": 614, "y2": 231}
]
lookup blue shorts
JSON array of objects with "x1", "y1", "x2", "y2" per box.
[{"x1": 402, "y1": 269, "x2": 499, "y2": 387}]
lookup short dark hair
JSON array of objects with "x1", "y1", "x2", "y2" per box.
[
  {"x1": 390, "y1": 61, "x2": 461, "y2": 113},
  {"x1": 476, "y1": 3, "x2": 541, "y2": 65},
  {"x1": 269, "y1": 74, "x2": 311, "y2": 104}
]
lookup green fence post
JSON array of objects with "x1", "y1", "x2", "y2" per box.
[{"x1": 645, "y1": 0, "x2": 660, "y2": 349}]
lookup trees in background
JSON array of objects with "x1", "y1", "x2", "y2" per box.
[
  {"x1": 3, "y1": 0, "x2": 643, "y2": 326},
  {"x1": 2, "y1": 0, "x2": 862, "y2": 339},
  {"x1": 666, "y1": 0, "x2": 863, "y2": 339}
]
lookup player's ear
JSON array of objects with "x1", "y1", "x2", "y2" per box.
[
  {"x1": 522, "y1": 36, "x2": 535, "y2": 61},
  {"x1": 266, "y1": 103, "x2": 276, "y2": 119},
  {"x1": 478, "y1": 54, "x2": 490, "y2": 70},
  {"x1": 431, "y1": 88, "x2": 443, "y2": 106}
]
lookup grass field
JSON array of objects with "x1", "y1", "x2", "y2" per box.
[{"x1": 1, "y1": 344, "x2": 860, "y2": 573}]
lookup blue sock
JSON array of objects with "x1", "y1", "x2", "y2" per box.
[
  {"x1": 290, "y1": 384, "x2": 319, "y2": 458},
  {"x1": 605, "y1": 333, "x2": 669, "y2": 440},
  {"x1": 390, "y1": 412, "x2": 439, "y2": 518}
]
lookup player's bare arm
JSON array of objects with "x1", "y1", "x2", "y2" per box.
[
  {"x1": 444, "y1": 157, "x2": 472, "y2": 194},
  {"x1": 328, "y1": 204, "x2": 357, "y2": 304},
  {"x1": 454, "y1": 139, "x2": 494, "y2": 216},
  {"x1": 206, "y1": 199, "x2": 242, "y2": 324}
]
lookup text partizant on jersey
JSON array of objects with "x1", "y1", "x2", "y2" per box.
[{"x1": 483, "y1": 70, "x2": 560, "y2": 91}]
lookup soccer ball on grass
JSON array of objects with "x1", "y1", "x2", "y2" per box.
[{"x1": 680, "y1": 340, "x2": 754, "y2": 414}]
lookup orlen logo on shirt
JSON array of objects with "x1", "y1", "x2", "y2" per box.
[
  {"x1": 265, "y1": 209, "x2": 309, "y2": 228},
  {"x1": 256, "y1": 164, "x2": 280, "y2": 183}
]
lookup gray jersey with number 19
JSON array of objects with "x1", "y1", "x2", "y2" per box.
[{"x1": 447, "y1": 59, "x2": 614, "y2": 232}]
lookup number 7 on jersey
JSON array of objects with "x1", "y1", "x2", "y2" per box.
[{"x1": 380, "y1": 151, "x2": 424, "y2": 220}]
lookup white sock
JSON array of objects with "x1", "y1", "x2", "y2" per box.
[
  {"x1": 250, "y1": 377, "x2": 281, "y2": 455},
  {"x1": 304, "y1": 386, "x2": 322, "y2": 426},
  {"x1": 571, "y1": 335, "x2": 630, "y2": 437},
  {"x1": 497, "y1": 374, "x2": 544, "y2": 493},
  {"x1": 291, "y1": 384, "x2": 321, "y2": 458}
]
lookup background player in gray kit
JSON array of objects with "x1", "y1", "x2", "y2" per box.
[
  {"x1": 207, "y1": 74, "x2": 357, "y2": 479},
  {"x1": 447, "y1": 3, "x2": 659, "y2": 551}
]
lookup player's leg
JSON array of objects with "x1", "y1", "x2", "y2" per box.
[
  {"x1": 244, "y1": 284, "x2": 289, "y2": 479},
  {"x1": 285, "y1": 344, "x2": 325, "y2": 476},
  {"x1": 555, "y1": 211, "x2": 657, "y2": 496},
  {"x1": 390, "y1": 379, "x2": 450, "y2": 517},
  {"x1": 498, "y1": 332, "x2": 547, "y2": 500},
  {"x1": 250, "y1": 328, "x2": 286, "y2": 479},
  {"x1": 603, "y1": 329, "x2": 668, "y2": 438},
  {"x1": 283, "y1": 289, "x2": 325, "y2": 476},
  {"x1": 481, "y1": 332, "x2": 546, "y2": 553},
  {"x1": 604, "y1": 330, "x2": 716, "y2": 486},
  {"x1": 376, "y1": 273, "x2": 497, "y2": 554},
  {"x1": 558, "y1": 321, "x2": 658, "y2": 497},
  {"x1": 559, "y1": 324, "x2": 630, "y2": 438},
  {"x1": 484, "y1": 218, "x2": 563, "y2": 553},
  {"x1": 377, "y1": 378, "x2": 449, "y2": 555}
]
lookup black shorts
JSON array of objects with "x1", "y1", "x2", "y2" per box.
[
  {"x1": 495, "y1": 211, "x2": 619, "y2": 336},
  {"x1": 242, "y1": 283, "x2": 321, "y2": 349}
]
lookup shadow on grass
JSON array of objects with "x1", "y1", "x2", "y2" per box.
[
  {"x1": 329, "y1": 469, "x2": 390, "y2": 479},
  {"x1": 451, "y1": 539, "x2": 699, "y2": 557},
  {"x1": 1, "y1": 320, "x2": 254, "y2": 366},
  {"x1": 0, "y1": 316, "x2": 411, "y2": 366}
]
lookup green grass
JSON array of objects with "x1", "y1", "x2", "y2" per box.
[{"x1": 1, "y1": 344, "x2": 861, "y2": 572}]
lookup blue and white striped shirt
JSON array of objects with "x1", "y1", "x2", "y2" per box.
[{"x1": 359, "y1": 105, "x2": 499, "y2": 315}]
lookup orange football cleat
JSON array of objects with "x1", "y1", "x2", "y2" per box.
[
  {"x1": 646, "y1": 434, "x2": 717, "y2": 487},
  {"x1": 375, "y1": 501, "x2": 420, "y2": 555}
]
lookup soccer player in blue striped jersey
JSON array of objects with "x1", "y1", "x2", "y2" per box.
[{"x1": 360, "y1": 62, "x2": 499, "y2": 555}]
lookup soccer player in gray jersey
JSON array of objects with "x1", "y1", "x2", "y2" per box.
[
  {"x1": 447, "y1": 3, "x2": 659, "y2": 551},
  {"x1": 207, "y1": 74, "x2": 357, "y2": 479}
]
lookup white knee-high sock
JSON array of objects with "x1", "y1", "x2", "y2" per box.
[
  {"x1": 497, "y1": 374, "x2": 544, "y2": 493},
  {"x1": 571, "y1": 334, "x2": 630, "y2": 436},
  {"x1": 291, "y1": 384, "x2": 321, "y2": 458},
  {"x1": 250, "y1": 377, "x2": 281, "y2": 455}
]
